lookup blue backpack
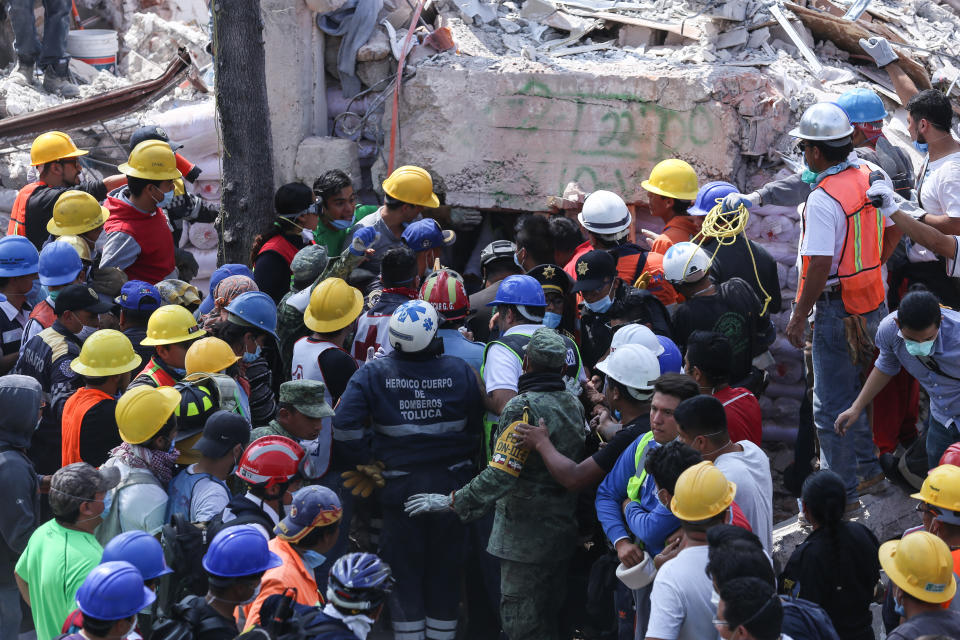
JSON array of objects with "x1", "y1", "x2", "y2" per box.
[{"x1": 780, "y1": 596, "x2": 842, "y2": 640}]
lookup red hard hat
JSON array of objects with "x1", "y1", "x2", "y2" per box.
[
  {"x1": 940, "y1": 443, "x2": 960, "y2": 468},
  {"x1": 419, "y1": 269, "x2": 470, "y2": 321},
  {"x1": 236, "y1": 435, "x2": 306, "y2": 488}
]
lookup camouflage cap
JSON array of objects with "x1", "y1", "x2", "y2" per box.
[
  {"x1": 291, "y1": 245, "x2": 329, "y2": 291},
  {"x1": 279, "y1": 379, "x2": 334, "y2": 419},
  {"x1": 49, "y1": 462, "x2": 120, "y2": 517},
  {"x1": 525, "y1": 327, "x2": 567, "y2": 369}
]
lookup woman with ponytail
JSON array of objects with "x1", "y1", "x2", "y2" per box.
[
  {"x1": 779, "y1": 470, "x2": 881, "y2": 640},
  {"x1": 251, "y1": 183, "x2": 319, "y2": 303}
]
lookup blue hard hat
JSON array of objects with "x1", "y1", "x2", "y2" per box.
[
  {"x1": 0, "y1": 236, "x2": 40, "y2": 278},
  {"x1": 656, "y1": 335, "x2": 683, "y2": 373},
  {"x1": 202, "y1": 524, "x2": 283, "y2": 578},
  {"x1": 836, "y1": 88, "x2": 887, "y2": 124},
  {"x1": 327, "y1": 552, "x2": 394, "y2": 612},
  {"x1": 38, "y1": 241, "x2": 82, "y2": 286},
  {"x1": 487, "y1": 275, "x2": 546, "y2": 308},
  {"x1": 75, "y1": 561, "x2": 156, "y2": 621},
  {"x1": 225, "y1": 291, "x2": 279, "y2": 339},
  {"x1": 198, "y1": 264, "x2": 254, "y2": 315},
  {"x1": 688, "y1": 181, "x2": 740, "y2": 216},
  {"x1": 101, "y1": 530, "x2": 173, "y2": 580}
]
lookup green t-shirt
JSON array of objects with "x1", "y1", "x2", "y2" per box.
[
  {"x1": 15, "y1": 519, "x2": 102, "y2": 640},
  {"x1": 312, "y1": 204, "x2": 379, "y2": 257}
]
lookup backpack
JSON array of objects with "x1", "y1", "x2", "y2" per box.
[
  {"x1": 149, "y1": 595, "x2": 235, "y2": 640},
  {"x1": 158, "y1": 514, "x2": 211, "y2": 616},
  {"x1": 780, "y1": 596, "x2": 842, "y2": 640},
  {"x1": 205, "y1": 494, "x2": 276, "y2": 542}
]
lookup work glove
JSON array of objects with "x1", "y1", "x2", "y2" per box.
[
  {"x1": 866, "y1": 183, "x2": 898, "y2": 217},
  {"x1": 175, "y1": 248, "x2": 200, "y2": 284},
  {"x1": 165, "y1": 194, "x2": 194, "y2": 220},
  {"x1": 859, "y1": 37, "x2": 898, "y2": 68},
  {"x1": 721, "y1": 191, "x2": 761, "y2": 212},
  {"x1": 450, "y1": 208, "x2": 483, "y2": 230},
  {"x1": 349, "y1": 227, "x2": 380, "y2": 256},
  {"x1": 404, "y1": 493, "x2": 454, "y2": 516},
  {"x1": 341, "y1": 461, "x2": 386, "y2": 498}
]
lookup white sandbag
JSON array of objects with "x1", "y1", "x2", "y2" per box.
[
  {"x1": 787, "y1": 266, "x2": 798, "y2": 290},
  {"x1": 758, "y1": 395, "x2": 775, "y2": 418},
  {"x1": 188, "y1": 222, "x2": 218, "y2": 250},
  {"x1": 151, "y1": 101, "x2": 219, "y2": 161},
  {"x1": 763, "y1": 240, "x2": 797, "y2": 265},
  {"x1": 752, "y1": 202, "x2": 800, "y2": 221},
  {"x1": 194, "y1": 179, "x2": 221, "y2": 203},
  {"x1": 772, "y1": 358, "x2": 803, "y2": 384},
  {"x1": 193, "y1": 246, "x2": 218, "y2": 283},
  {"x1": 774, "y1": 396, "x2": 802, "y2": 418},
  {"x1": 765, "y1": 382, "x2": 805, "y2": 400},
  {"x1": 756, "y1": 214, "x2": 800, "y2": 244}
]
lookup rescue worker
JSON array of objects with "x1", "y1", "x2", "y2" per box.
[
  {"x1": 23, "y1": 242, "x2": 84, "y2": 346},
  {"x1": 98, "y1": 385, "x2": 182, "y2": 541},
  {"x1": 130, "y1": 304, "x2": 207, "y2": 389},
  {"x1": 664, "y1": 242, "x2": 774, "y2": 393},
  {"x1": 62, "y1": 329, "x2": 142, "y2": 467},
  {"x1": 514, "y1": 214, "x2": 555, "y2": 271},
  {"x1": 66, "y1": 561, "x2": 155, "y2": 640},
  {"x1": 0, "y1": 236, "x2": 38, "y2": 372},
  {"x1": 252, "y1": 183, "x2": 320, "y2": 304},
  {"x1": 405, "y1": 328, "x2": 585, "y2": 640},
  {"x1": 219, "y1": 290, "x2": 280, "y2": 426},
  {"x1": 641, "y1": 158, "x2": 701, "y2": 254},
  {"x1": 351, "y1": 165, "x2": 440, "y2": 275},
  {"x1": 467, "y1": 240, "x2": 521, "y2": 343},
  {"x1": 334, "y1": 300, "x2": 484, "y2": 640},
  {"x1": 910, "y1": 464, "x2": 960, "y2": 575},
  {"x1": 101, "y1": 140, "x2": 182, "y2": 284},
  {"x1": 45, "y1": 191, "x2": 110, "y2": 259},
  {"x1": 420, "y1": 268, "x2": 485, "y2": 373},
  {"x1": 99, "y1": 529, "x2": 173, "y2": 592},
  {"x1": 351, "y1": 246, "x2": 420, "y2": 362},
  {"x1": 114, "y1": 280, "x2": 164, "y2": 365},
  {"x1": 8, "y1": 131, "x2": 124, "y2": 249},
  {"x1": 244, "y1": 485, "x2": 344, "y2": 625},
  {"x1": 167, "y1": 411, "x2": 250, "y2": 522},
  {"x1": 880, "y1": 532, "x2": 960, "y2": 638},
  {"x1": 401, "y1": 217, "x2": 456, "y2": 280},
  {"x1": 311, "y1": 169, "x2": 358, "y2": 256},
  {"x1": 198, "y1": 264, "x2": 255, "y2": 317},
  {"x1": 300, "y1": 552, "x2": 394, "y2": 640},
  {"x1": 574, "y1": 249, "x2": 636, "y2": 371},
  {"x1": 279, "y1": 246, "x2": 330, "y2": 369},
  {"x1": 15, "y1": 283, "x2": 111, "y2": 474},
  {"x1": 527, "y1": 263, "x2": 576, "y2": 335}
]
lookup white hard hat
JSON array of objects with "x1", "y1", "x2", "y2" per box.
[
  {"x1": 663, "y1": 242, "x2": 710, "y2": 284},
  {"x1": 388, "y1": 300, "x2": 440, "y2": 353},
  {"x1": 610, "y1": 323, "x2": 665, "y2": 356},
  {"x1": 788, "y1": 102, "x2": 854, "y2": 142},
  {"x1": 596, "y1": 344, "x2": 660, "y2": 398},
  {"x1": 578, "y1": 190, "x2": 631, "y2": 235}
]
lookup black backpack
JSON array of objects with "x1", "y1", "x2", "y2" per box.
[
  {"x1": 149, "y1": 595, "x2": 235, "y2": 640},
  {"x1": 205, "y1": 495, "x2": 276, "y2": 542},
  {"x1": 780, "y1": 596, "x2": 842, "y2": 640},
  {"x1": 158, "y1": 515, "x2": 211, "y2": 616}
]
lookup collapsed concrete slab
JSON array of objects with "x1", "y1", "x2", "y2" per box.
[{"x1": 381, "y1": 62, "x2": 789, "y2": 211}]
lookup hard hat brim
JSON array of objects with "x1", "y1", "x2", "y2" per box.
[
  {"x1": 303, "y1": 287, "x2": 364, "y2": 334},
  {"x1": 640, "y1": 179, "x2": 698, "y2": 201},
  {"x1": 788, "y1": 125, "x2": 855, "y2": 141},
  {"x1": 70, "y1": 353, "x2": 143, "y2": 377},
  {"x1": 879, "y1": 539, "x2": 957, "y2": 604},
  {"x1": 117, "y1": 162, "x2": 183, "y2": 181},
  {"x1": 47, "y1": 206, "x2": 109, "y2": 236},
  {"x1": 31, "y1": 147, "x2": 88, "y2": 167},
  {"x1": 140, "y1": 328, "x2": 207, "y2": 346}
]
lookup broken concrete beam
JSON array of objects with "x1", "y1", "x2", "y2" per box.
[
  {"x1": 295, "y1": 136, "x2": 361, "y2": 185},
  {"x1": 498, "y1": 17, "x2": 523, "y2": 34},
  {"x1": 617, "y1": 24, "x2": 658, "y2": 48},
  {"x1": 565, "y1": 7, "x2": 703, "y2": 39},
  {"x1": 452, "y1": 0, "x2": 498, "y2": 24},
  {"x1": 357, "y1": 27, "x2": 392, "y2": 62},
  {"x1": 705, "y1": 0, "x2": 748, "y2": 22},
  {"x1": 747, "y1": 26, "x2": 771, "y2": 49},
  {"x1": 716, "y1": 26, "x2": 748, "y2": 49},
  {"x1": 521, "y1": 0, "x2": 593, "y2": 32}
]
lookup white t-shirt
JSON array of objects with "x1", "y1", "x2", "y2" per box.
[
  {"x1": 184, "y1": 465, "x2": 231, "y2": 522},
  {"x1": 482, "y1": 324, "x2": 545, "y2": 394},
  {"x1": 919, "y1": 151, "x2": 960, "y2": 217},
  {"x1": 946, "y1": 237, "x2": 960, "y2": 278},
  {"x1": 646, "y1": 545, "x2": 714, "y2": 640},
  {"x1": 716, "y1": 440, "x2": 774, "y2": 553}
]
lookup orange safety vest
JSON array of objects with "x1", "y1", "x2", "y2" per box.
[
  {"x1": 137, "y1": 356, "x2": 178, "y2": 387},
  {"x1": 28, "y1": 299, "x2": 56, "y2": 331},
  {"x1": 7, "y1": 181, "x2": 45, "y2": 237},
  {"x1": 61, "y1": 388, "x2": 114, "y2": 466},
  {"x1": 796, "y1": 165, "x2": 884, "y2": 315},
  {"x1": 640, "y1": 252, "x2": 678, "y2": 306}
]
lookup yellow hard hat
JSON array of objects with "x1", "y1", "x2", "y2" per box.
[
  {"x1": 911, "y1": 464, "x2": 960, "y2": 512},
  {"x1": 30, "y1": 131, "x2": 88, "y2": 166},
  {"x1": 47, "y1": 191, "x2": 110, "y2": 236},
  {"x1": 54, "y1": 235, "x2": 92, "y2": 262},
  {"x1": 115, "y1": 385, "x2": 182, "y2": 444},
  {"x1": 304, "y1": 277, "x2": 364, "y2": 333},
  {"x1": 381, "y1": 165, "x2": 440, "y2": 208},
  {"x1": 118, "y1": 140, "x2": 183, "y2": 181},
  {"x1": 185, "y1": 337, "x2": 240, "y2": 375},
  {"x1": 879, "y1": 531, "x2": 957, "y2": 604},
  {"x1": 641, "y1": 159, "x2": 699, "y2": 201},
  {"x1": 140, "y1": 304, "x2": 206, "y2": 346},
  {"x1": 670, "y1": 461, "x2": 736, "y2": 522},
  {"x1": 70, "y1": 329, "x2": 143, "y2": 377}
]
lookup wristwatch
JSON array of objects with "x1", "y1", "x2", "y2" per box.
[{"x1": 919, "y1": 213, "x2": 928, "y2": 223}]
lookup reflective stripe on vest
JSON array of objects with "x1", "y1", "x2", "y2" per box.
[
  {"x1": 7, "y1": 182, "x2": 45, "y2": 237},
  {"x1": 625, "y1": 431, "x2": 656, "y2": 502},
  {"x1": 795, "y1": 165, "x2": 884, "y2": 315},
  {"x1": 138, "y1": 357, "x2": 178, "y2": 387},
  {"x1": 61, "y1": 387, "x2": 114, "y2": 466}
]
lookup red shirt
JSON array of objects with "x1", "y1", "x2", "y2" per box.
[
  {"x1": 714, "y1": 386, "x2": 762, "y2": 446},
  {"x1": 730, "y1": 501, "x2": 752, "y2": 532}
]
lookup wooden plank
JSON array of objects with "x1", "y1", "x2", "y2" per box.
[{"x1": 562, "y1": 6, "x2": 702, "y2": 38}]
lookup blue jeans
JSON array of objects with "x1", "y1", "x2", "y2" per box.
[
  {"x1": 926, "y1": 415, "x2": 960, "y2": 470},
  {"x1": 812, "y1": 298, "x2": 883, "y2": 502},
  {"x1": 0, "y1": 585, "x2": 22, "y2": 640},
  {"x1": 6, "y1": 0, "x2": 71, "y2": 69}
]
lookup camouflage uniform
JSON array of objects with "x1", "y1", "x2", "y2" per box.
[
  {"x1": 249, "y1": 379, "x2": 333, "y2": 443},
  {"x1": 453, "y1": 329, "x2": 586, "y2": 640}
]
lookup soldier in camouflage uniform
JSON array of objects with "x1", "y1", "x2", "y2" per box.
[
  {"x1": 250, "y1": 379, "x2": 334, "y2": 479},
  {"x1": 405, "y1": 327, "x2": 586, "y2": 640}
]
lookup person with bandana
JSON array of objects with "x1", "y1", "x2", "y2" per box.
[
  {"x1": 252, "y1": 183, "x2": 321, "y2": 304},
  {"x1": 243, "y1": 486, "x2": 343, "y2": 626},
  {"x1": 97, "y1": 385, "x2": 182, "y2": 542},
  {"x1": 14, "y1": 284, "x2": 111, "y2": 475},
  {"x1": 200, "y1": 275, "x2": 259, "y2": 333}
]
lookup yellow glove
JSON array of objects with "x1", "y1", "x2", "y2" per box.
[{"x1": 341, "y1": 461, "x2": 386, "y2": 498}]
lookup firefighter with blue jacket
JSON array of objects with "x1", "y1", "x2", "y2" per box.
[{"x1": 332, "y1": 299, "x2": 484, "y2": 640}]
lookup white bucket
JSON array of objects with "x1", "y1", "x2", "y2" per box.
[{"x1": 66, "y1": 29, "x2": 119, "y2": 75}]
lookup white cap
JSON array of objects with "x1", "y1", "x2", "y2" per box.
[{"x1": 616, "y1": 554, "x2": 656, "y2": 589}]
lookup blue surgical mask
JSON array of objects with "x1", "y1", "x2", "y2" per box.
[
  {"x1": 242, "y1": 343, "x2": 262, "y2": 363},
  {"x1": 169, "y1": 365, "x2": 187, "y2": 377},
  {"x1": 514, "y1": 252, "x2": 523, "y2": 269},
  {"x1": 894, "y1": 597, "x2": 905, "y2": 617},
  {"x1": 584, "y1": 292, "x2": 614, "y2": 314},
  {"x1": 330, "y1": 219, "x2": 351, "y2": 230},
  {"x1": 904, "y1": 338, "x2": 936, "y2": 357},
  {"x1": 102, "y1": 490, "x2": 113, "y2": 518},
  {"x1": 157, "y1": 188, "x2": 174, "y2": 210},
  {"x1": 542, "y1": 311, "x2": 562, "y2": 329},
  {"x1": 301, "y1": 549, "x2": 326, "y2": 569},
  {"x1": 913, "y1": 140, "x2": 929, "y2": 154}
]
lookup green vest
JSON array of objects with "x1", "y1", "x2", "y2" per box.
[{"x1": 626, "y1": 431, "x2": 656, "y2": 502}]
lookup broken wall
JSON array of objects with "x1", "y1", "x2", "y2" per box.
[{"x1": 382, "y1": 63, "x2": 789, "y2": 210}]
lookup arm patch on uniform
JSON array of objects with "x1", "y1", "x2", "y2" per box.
[{"x1": 488, "y1": 406, "x2": 533, "y2": 478}]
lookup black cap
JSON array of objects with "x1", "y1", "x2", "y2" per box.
[
  {"x1": 194, "y1": 411, "x2": 252, "y2": 458},
  {"x1": 129, "y1": 125, "x2": 182, "y2": 153},
  {"x1": 528, "y1": 263, "x2": 573, "y2": 297},
  {"x1": 55, "y1": 283, "x2": 114, "y2": 315},
  {"x1": 571, "y1": 250, "x2": 617, "y2": 293}
]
